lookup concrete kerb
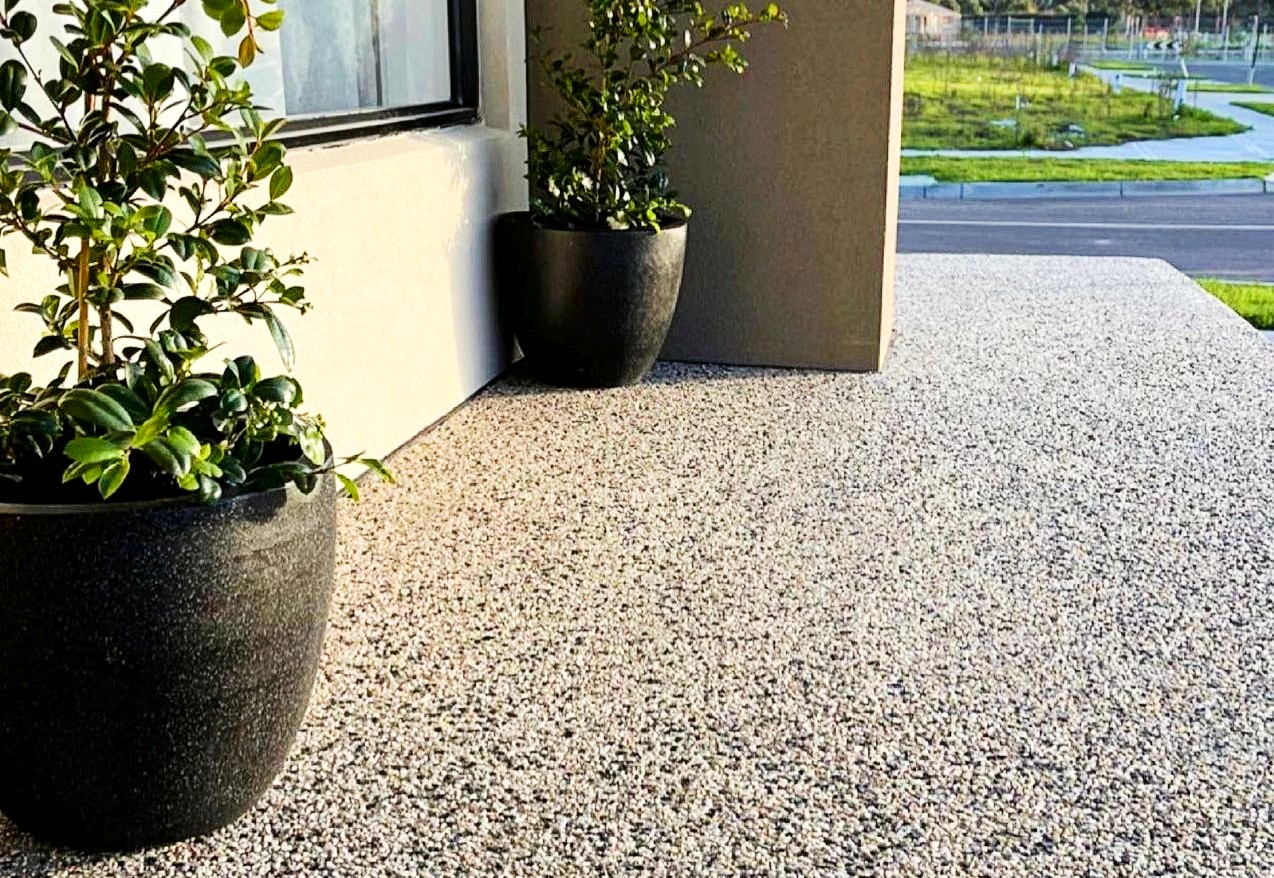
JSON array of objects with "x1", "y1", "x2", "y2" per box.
[{"x1": 900, "y1": 177, "x2": 1274, "y2": 201}]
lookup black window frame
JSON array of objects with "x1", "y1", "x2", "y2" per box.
[{"x1": 276, "y1": 0, "x2": 479, "y2": 148}]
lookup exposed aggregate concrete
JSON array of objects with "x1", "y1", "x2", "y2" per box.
[{"x1": 2, "y1": 255, "x2": 1271, "y2": 876}]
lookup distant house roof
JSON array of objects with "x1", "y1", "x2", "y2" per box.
[{"x1": 907, "y1": 0, "x2": 961, "y2": 19}]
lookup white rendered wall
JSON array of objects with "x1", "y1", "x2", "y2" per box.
[{"x1": 0, "y1": 0, "x2": 528, "y2": 463}]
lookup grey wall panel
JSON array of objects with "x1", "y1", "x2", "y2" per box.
[{"x1": 524, "y1": 0, "x2": 904, "y2": 372}]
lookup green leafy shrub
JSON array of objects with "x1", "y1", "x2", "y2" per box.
[
  {"x1": 524, "y1": 0, "x2": 787, "y2": 231},
  {"x1": 0, "y1": 0, "x2": 389, "y2": 503}
]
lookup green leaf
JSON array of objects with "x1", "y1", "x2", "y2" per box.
[
  {"x1": 208, "y1": 219, "x2": 251, "y2": 246},
  {"x1": 337, "y1": 473, "x2": 360, "y2": 502},
  {"x1": 137, "y1": 204, "x2": 174, "y2": 238},
  {"x1": 6, "y1": 10, "x2": 34, "y2": 42},
  {"x1": 76, "y1": 183, "x2": 103, "y2": 220},
  {"x1": 360, "y1": 457, "x2": 396, "y2": 485},
  {"x1": 166, "y1": 426, "x2": 201, "y2": 457},
  {"x1": 299, "y1": 423, "x2": 325, "y2": 465},
  {"x1": 132, "y1": 416, "x2": 165, "y2": 449},
  {"x1": 261, "y1": 307, "x2": 294, "y2": 368},
  {"x1": 137, "y1": 168, "x2": 167, "y2": 200},
  {"x1": 254, "y1": 142, "x2": 285, "y2": 176},
  {"x1": 217, "y1": 2, "x2": 246, "y2": 37},
  {"x1": 0, "y1": 60, "x2": 26, "y2": 110},
  {"x1": 61, "y1": 389, "x2": 135, "y2": 432},
  {"x1": 122, "y1": 282, "x2": 166, "y2": 300},
  {"x1": 65, "y1": 437, "x2": 126, "y2": 465},
  {"x1": 63, "y1": 461, "x2": 102, "y2": 485},
  {"x1": 202, "y1": 0, "x2": 235, "y2": 16},
  {"x1": 155, "y1": 378, "x2": 218, "y2": 417},
  {"x1": 48, "y1": 37, "x2": 77, "y2": 68},
  {"x1": 169, "y1": 296, "x2": 214, "y2": 331},
  {"x1": 98, "y1": 455, "x2": 131, "y2": 499},
  {"x1": 197, "y1": 474, "x2": 222, "y2": 503},
  {"x1": 268, "y1": 166, "x2": 293, "y2": 200},
  {"x1": 142, "y1": 438, "x2": 186, "y2": 477},
  {"x1": 190, "y1": 35, "x2": 215, "y2": 62},
  {"x1": 134, "y1": 258, "x2": 177, "y2": 289},
  {"x1": 220, "y1": 456, "x2": 246, "y2": 484},
  {"x1": 257, "y1": 10, "x2": 284, "y2": 30},
  {"x1": 225, "y1": 354, "x2": 260, "y2": 387},
  {"x1": 32, "y1": 335, "x2": 71, "y2": 358},
  {"x1": 97, "y1": 384, "x2": 150, "y2": 423},
  {"x1": 253, "y1": 376, "x2": 299, "y2": 405},
  {"x1": 169, "y1": 150, "x2": 221, "y2": 179},
  {"x1": 143, "y1": 338, "x2": 176, "y2": 382}
]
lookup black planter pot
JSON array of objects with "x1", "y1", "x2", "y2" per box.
[
  {"x1": 0, "y1": 477, "x2": 337, "y2": 851},
  {"x1": 496, "y1": 212, "x2": 688, "y2": 388}
]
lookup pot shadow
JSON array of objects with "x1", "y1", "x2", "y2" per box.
[
  {"x1": 0, "y1": 818, "x2": 122, "y2": 875},
  {"x1": 486, "y1": 358, "x2": 833, "y2": 400}
]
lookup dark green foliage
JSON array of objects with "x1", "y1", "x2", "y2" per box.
[
  {"x1": 524, "y1": 1, "x2": 786, "y2": 231},
  {"x1": 0, "y1": 0, "x2": 390, "y2": 502}
]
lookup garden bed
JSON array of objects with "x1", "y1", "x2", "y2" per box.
[{"x1": 905, "y1": 54, "x2": 1246, "y2": 150}]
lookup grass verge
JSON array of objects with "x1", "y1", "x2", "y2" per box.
[
  {"x1": 904, "y1": 54, "x2": 1245, "y2": 150},
  {"x1": 900, "y1": 156, "x2": 1274, "y2": 183},
  {"x1": 1085, "y1": 60, "x2": 1158, "y2": 71},
  {"x1": 1196, "y1": 279, "x2": 1274, "y2": 330},
  {"x1": 1111, "y1": 70, "x2": 1203, "y2": 79},
  {"x1": 1189, "y1": 81, "x2": 1274, "y2": 93},
  {"x1": 1234, "y1": 101, "x2": 1274, "y2": 117}
]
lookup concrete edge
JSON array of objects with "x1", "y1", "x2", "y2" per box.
[{"x1": 899, "y1": 177, "x2": 1274, "y2": 201}]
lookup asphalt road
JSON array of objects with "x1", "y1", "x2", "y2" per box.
[
  {"x1": 898, "y1": 193, "x2": 1274, "y2": 281},
  {"x1": 1126, "y1": 59, "x2": 1274, "y2": 88}
]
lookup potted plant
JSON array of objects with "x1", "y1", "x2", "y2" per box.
[
  {"x1": 499, "y1": 0, "x2": 787, "y2": 388},
  {"x1": 0, "y1": 0, "x2": 388, "y2": 851}
]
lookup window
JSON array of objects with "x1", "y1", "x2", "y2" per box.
[{"x1": 0, "y1": 0, "x2": 478, "y2": 148}]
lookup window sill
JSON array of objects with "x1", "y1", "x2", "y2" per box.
[{"x1": 278, "y1": 106, "x2": 482, "y2": 150}]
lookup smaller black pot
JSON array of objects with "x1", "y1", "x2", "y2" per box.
[{"x1": 496, "y1": 213, "x2": 688, "y2": 388}]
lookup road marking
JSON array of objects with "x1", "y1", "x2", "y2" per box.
[{"x1": 899, "y1": 219, "x2": 1274, "y2": 232}]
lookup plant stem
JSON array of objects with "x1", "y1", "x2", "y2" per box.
[
  {"x1": 75, "y1": 243, "x2": 90, "y2": 380},
  {"x1": 99, "y1": 304, "x2": 114, "y2": 367}
]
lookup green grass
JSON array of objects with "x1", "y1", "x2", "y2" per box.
[
  {"x1": 900, "y1": 156, "x2": 1274, "y2": 183},
  {"x1": 1188, "y1": 81, "x2": 1274, "y2": 93},
  {"x1": 1197, "y1": 279, "x2": 1274, "y2": 330},
  {"x1": 1084, "y1": 69, "x2": 1267, "y2": 90},
  {"x1": 1121, "y1": 71, "x2": 1204, "y2": 79},
  {"x1": 1085, "y1": 59, "x2": 1158, "y2": 71},
  {"x1": 1234, "y1": 101, "x2": 1274, "y2": 117},
  {"x1": 1092, "y1": 73, "x2": 1267, "y2": 90},
  {"x1": 904, "y1": 54, "x2": 1246, "y2": 151}
]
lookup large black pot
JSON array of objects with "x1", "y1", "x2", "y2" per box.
[
  {"x1": 0, "y1": 477, "x2": 337, "y2": 851},
  {"x1": 496, "y1": 212, "x2": 688, "y2": 388}
]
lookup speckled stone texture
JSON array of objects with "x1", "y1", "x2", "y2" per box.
[{"x1": 1, "y1": 255, "x2": 1270, "y2": 876}]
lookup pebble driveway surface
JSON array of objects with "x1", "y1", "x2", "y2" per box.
[{"x1": 2, "y1": 255, "x2": 1272, "y2": 877}]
